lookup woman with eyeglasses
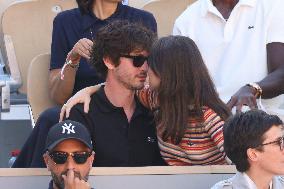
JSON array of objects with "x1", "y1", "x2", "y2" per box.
[{"x1": 61, "y1": 36, "x2": 231, "y2": 165}]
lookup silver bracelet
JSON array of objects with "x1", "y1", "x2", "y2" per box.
[{"x1": 65, "y1": 59, "x2": 79, "y2": 69}]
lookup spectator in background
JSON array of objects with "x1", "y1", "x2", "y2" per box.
[
  {"x1": 44, "y1": 120, "x2": 95, "y2": 189},
  {"x1": 173, "y1": 0, "x2": 284, "y2": 115},
  {"x1": 13, "y1": 0, "x2": 157, "y2": 168},
  {"x1": 212, "y1": 110, "x2": 284, "y2": 189},
  {"x1": 61, "y1": 35, "x2": 231, "y2": 166}
]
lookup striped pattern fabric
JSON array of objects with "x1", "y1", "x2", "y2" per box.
[{"x1": 137, "y1": 88, "x2": 228, "y2": 165}]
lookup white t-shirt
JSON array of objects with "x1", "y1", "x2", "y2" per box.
[{"x1": 173, "y1": 0, "x2": 284, "y2": 115}]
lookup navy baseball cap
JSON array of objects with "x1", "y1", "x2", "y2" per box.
[{"x1": 45, "y1": 120, "x2": 93, "y2": 151}]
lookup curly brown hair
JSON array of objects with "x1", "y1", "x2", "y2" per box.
[{"x1": 90, "y1": 20, "x2": 155, "y2": 79}]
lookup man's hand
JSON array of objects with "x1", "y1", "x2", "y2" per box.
[
  {"x1": 68, "y1": 38, "x2": 93, "y2": 61},
  {"x1": 227, "y1": 85, "x2": 258, "y2": 113},
  {"x1": 62, "y1": 170, "x2": 91, "y2": 189}
]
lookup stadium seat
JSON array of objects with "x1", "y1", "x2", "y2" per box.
[
  {"x1": 1, "y1": 0, "x2": 77, "y2": 95},
  {"x1": 128, "y1": 0, "x2": 152, "y2": 8},
  {"x1": 142, "y1": 0, "x2": 196, "y2": 37},
  {"x1": 27, "y1": 53, "x2": 56, "y2": 122},
  {"x1": 0, "y1": 0, "x2": 23, "y2": 68}
]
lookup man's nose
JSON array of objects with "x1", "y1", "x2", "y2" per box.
[
  {"x1": 141, "y1": 60, "x2": 149, "y2": 70},
  {"x1": 65, "y1": 155, "x2": 76, "y2": 169}
]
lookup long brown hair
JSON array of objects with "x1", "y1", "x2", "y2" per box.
[{"x1": 148, "y1": 36, "x2": 231, "y2": 144}]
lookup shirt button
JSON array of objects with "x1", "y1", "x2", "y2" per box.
[{"x1": 147, "y1": 137, "x2": 156, "y2": 143}]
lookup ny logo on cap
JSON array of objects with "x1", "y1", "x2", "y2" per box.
[{"x1": 62, "y1": 123, "x2": 75, "y2": 134}]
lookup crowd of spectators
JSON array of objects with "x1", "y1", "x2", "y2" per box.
[{"x1": 8, "y1": 0, "x2": 284, "y2": 188}]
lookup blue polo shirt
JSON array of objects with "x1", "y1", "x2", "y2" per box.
[{"x1": 50, "y1": 3, "x2": 157, "y2": 94}]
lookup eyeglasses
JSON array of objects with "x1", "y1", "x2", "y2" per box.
[
  {"x1": 120, "y1": 55, "x2": 148, "y2": 67},
  {"x1": 258, "y1": 136, "x2": 284, "y2": 151},
  {"x1": 48, "y1": 151, "x2": 93, "y2": 164}
]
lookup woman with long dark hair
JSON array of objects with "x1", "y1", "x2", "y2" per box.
[{"x1": 61, "y1": 35, "x2": 231, "y2": 165}]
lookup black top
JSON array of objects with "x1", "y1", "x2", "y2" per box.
[
  {"x1": 68, "y1": 87, "x2": 165, "y2": 166},
  {"x1": 50, "y1": 3, "x2": 157, "y2": 93}
]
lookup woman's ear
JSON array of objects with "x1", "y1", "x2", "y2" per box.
[{"x1": 103, "y1": 56, "x2": 115, "y2": 70}]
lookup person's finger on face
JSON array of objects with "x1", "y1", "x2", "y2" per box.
[{"x1": 67, "y1": 169, "x2": 75, "y2": 181}]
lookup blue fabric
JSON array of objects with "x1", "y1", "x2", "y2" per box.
[
  {"x1": 50, "y1": 3, "x2": 157, "y2": 94},
  {"x1": 13, "y1": 106, "x2": 61, "y2": 168}
]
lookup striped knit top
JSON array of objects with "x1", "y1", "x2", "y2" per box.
[{"x1": 137, "y1": 88, "x2": 228, "y2": 166}]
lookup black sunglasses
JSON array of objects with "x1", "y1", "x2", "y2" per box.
[
  {"x1": 48, "y1": 151, "x2": 93, "y2": 164},
  {"x1": 258, "y1": 136, "x2": 284, "y2": 151},
  {"x1": 120, "y1": 54, "x2": 148, "y2": 67}
]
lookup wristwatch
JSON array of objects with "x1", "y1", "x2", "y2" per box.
[{"x1": 246, "y1": 83, "x2": 262, "y2": 98}]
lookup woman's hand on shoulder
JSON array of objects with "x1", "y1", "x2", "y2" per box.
[{"x1": 59, "y1": 84, "x2": 104, "y2": 121}]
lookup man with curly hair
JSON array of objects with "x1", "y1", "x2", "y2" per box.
[
  {"x1": 64, "y1": 20, "x2": 165, "y2": 166},
  {"x1": 50, "y1": 0, "x2": 157, "y2": 104},
  {"x1": 212, "y1": 110, "x2": 284, "y2": 189}
]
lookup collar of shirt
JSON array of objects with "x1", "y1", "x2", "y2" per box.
[
  {"x1": 243, "y1": 172, "x2": 273, "y2": 189},
  {"x1": 94, "y1": 86, "x2": 145, "y2": 117},
  {"x1": 200, "y1": 0, "x2": 257, "y2": 18},
  {"x1": 82, "y1": 2, "x2": 123, "y2": 31}
]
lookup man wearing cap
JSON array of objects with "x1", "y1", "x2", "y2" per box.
[
  {"x1": 63, "y1": 20, "x2": 165, "y2": 167},
  {"x1": 44, "y1": 120, "x2": 95, "y2": 189}
]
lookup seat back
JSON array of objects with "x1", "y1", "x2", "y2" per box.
[
  {"x1": 27, "y1": 53, "x2": 56, "y2": 122},
  {"x1": 128, "y1": 0, "x2": 152, "y2": 8},
  {"x1": 0, "y1": 0, "x2": 23, "y2": 66},
  {"x1": 142, "y1": 0, "x2": 196, "y2": 37},
  {"x1": 1, "y1": 0, "x2": 77, "y2": 94}
]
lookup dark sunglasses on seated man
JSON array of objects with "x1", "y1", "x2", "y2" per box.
[
  {"x1": 120, "y1": 54, "x2": 148, "y2": 67},
  {"x1": 48, "y1": 151, "x2": 93, "y2": 164}
]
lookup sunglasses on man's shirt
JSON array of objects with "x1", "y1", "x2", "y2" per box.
[
  {"x1": 48, "y1": 151, "x2": 93, "y2": 164},
  {"x1": 120, "y1": 54, "x2": 148, "y2": 67}
]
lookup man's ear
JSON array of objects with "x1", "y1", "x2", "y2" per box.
[
  {"x1": 247, "y1": 148, "x2": 259, "y2": 162},
  {"x1": 43, "y1": 153, "x2": 51, "y2": 171},
  {"x1": 103, "y1": 56, "x2": 115, "y2": 70},
  {"x1": 88, "y1": 152, "x2": 95, "y2": 167}
]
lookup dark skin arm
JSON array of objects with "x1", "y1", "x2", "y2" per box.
[{"x1": 227, "y1": 42, "x2": 284, "y2": 112}]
